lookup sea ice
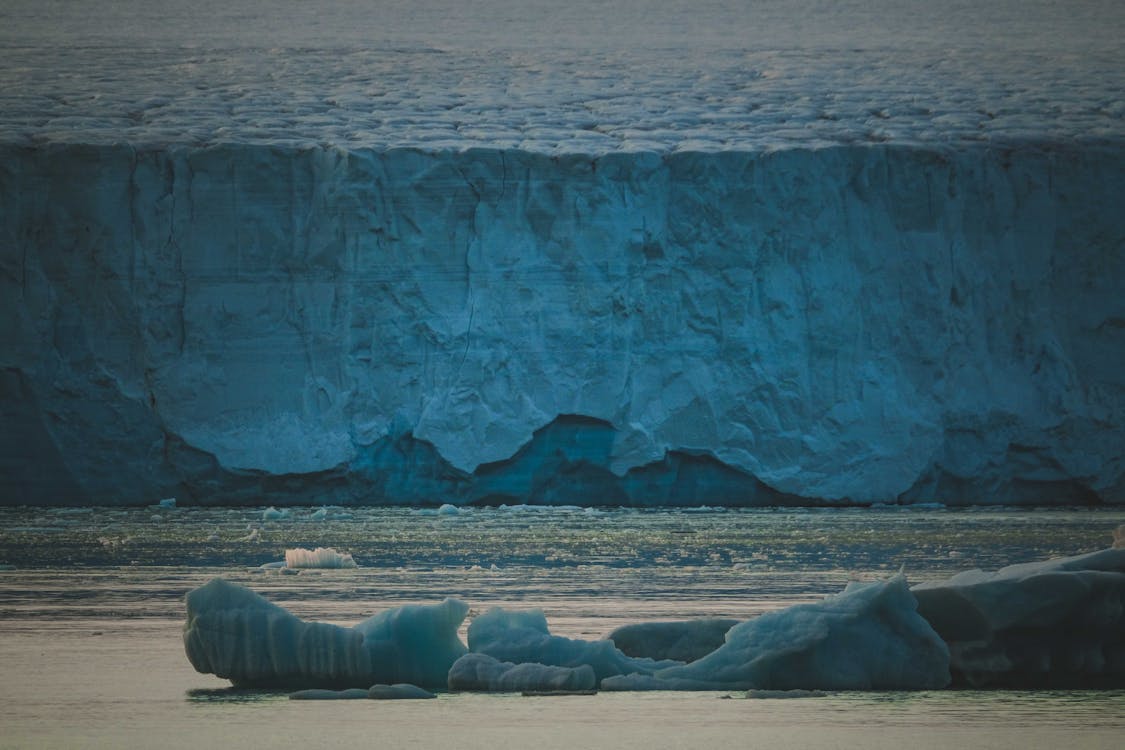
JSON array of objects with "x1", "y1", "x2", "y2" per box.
[
  {"x1": 912, "y1": 547, "x2": 1125, "y2": 687},
  {"x1": 262, "y1": 507, "x2": 290, "y2": 521},
  {"x1": 447, "y1": 653, "x2": 596, "y2": 692},
  {"x1": 284, "y1": 547, "x2": 357, "y2": 569},
  {"x1": 604, "y1": 576, "x2": 950, "y2": 691},
  {"x1": 467, "y1": 607, "x2": 680, "y2": 683},
  {"x1": 183, "y1": 579, "x2": 467, "y2": 688}
]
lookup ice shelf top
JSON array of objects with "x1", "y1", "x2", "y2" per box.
[{"x1": 2, "y1": 0, "x2": 1123, "y2": 151}]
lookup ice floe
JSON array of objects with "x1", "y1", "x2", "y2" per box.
[{"x1": 184, "y1": 546, "x2": 1125, "y2": 692}]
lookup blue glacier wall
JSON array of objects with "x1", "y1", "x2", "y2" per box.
[{"x1": 1, "y1": 142, "x2": 1123, "y2": 506}]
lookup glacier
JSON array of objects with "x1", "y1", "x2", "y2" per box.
[{"x1": 2, "y1": 142, "x2": 1124, "y2": 506}]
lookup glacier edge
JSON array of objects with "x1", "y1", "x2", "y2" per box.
[{"x1": 1, "y1": 142, "x2": 1123, "y2": 506}]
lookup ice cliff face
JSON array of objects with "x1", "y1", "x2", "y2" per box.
[{"x1": 2, "y1": 142, "x2": 1124, "y2": 506}]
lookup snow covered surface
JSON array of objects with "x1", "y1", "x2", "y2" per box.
[
  {"x1": 1, "y1": 1, "x2": 1123, "y2": 151},
  {"x1": 2, "y1": 1, "x2": 1124, "y2": 507}
]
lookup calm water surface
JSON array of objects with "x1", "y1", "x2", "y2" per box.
[{"x1": 1, "y1": 506, "x2": 1123, "y2": 749}]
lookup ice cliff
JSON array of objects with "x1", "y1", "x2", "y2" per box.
[{"x1": 2, "y1": 142, "x2": 1125, "y2": 506}]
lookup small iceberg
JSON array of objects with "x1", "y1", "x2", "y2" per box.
[
  {"x1": 447, "y1": 653, "x2": 596, "y2": 692},
  {"x1": 262, "y1": 507, "x2": 290, "y2": 521},
  {"x1": 284, "y1": 547, "x2": 357, "y2": 569}
]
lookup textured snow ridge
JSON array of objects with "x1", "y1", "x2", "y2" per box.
[{"x1": 2, "y1": 142, "x2": 1124, "y2": 506}]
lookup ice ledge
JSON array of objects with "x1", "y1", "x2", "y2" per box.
[{"x1": 2, "y1": 141, "x2": 1123, "y2": 505}]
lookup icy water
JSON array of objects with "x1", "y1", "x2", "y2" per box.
[{"x1": 1, "y1": 505, "x2": 1123, "y2": 749}]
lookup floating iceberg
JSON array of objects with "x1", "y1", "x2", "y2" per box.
[
  {"x1": 183, "y1": 579, "x2": 467, "y2": 688},
  {"x1": 604, "y1": 577, "x2": 950, "y2": 691},
  {"x1": 261, "y1": 507, "x2": 290, "y2": 521},
  {"x1": 912, "y1": 547, "x2": 1125, "y2": 687},
  {"x1": 184, "y1": 548, "x2": 1125, "y2": 693},
  {"x1": 447, "y1": 653, "x2": 596, "y2": 692},
  {"x1": 283, "y1": 547, "x2": 357, "y2": 569},
  {"x1": 607, "y1": 618, "x2": 738, "y2": 663},
  {"x1": 367, "y1": 683, "x2": 436, "y2": 700},
  {"x1": 467, "y1": 607, "x2": 680, "y2": 682}
]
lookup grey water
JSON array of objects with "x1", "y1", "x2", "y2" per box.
[{"x1": 1, "y1": 505, "x2": 1123, "y2": 749}]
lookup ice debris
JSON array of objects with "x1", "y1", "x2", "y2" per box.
[
  {"x1": 284, "y1": 547, "x2": 357, "y2": 569},
  {"x1": 262, "y1": 507, "x2": 290, "y2": 521},
  {"x1": 608, "y1": 618, "x2": 738, "y2": 663},
  {"x1": 288, "y1": 683, "x2": 435, "y2": 700},
  {"x1": 447, "y1": 653, "x2": 596, "y2": 692},
  {"x1": 468, "y1": 607, "x2": 680, "y2": 682},
  {"x1": 602, "y1": 576, "x2": 950, "y2": 691},
  {"x1": 289, "y1": 688, "x2": 369, "y2": 700}
]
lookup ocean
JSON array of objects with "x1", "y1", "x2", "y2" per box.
[{"x1": 1, "y1": 505, "x2": 1124, "y2": 748}]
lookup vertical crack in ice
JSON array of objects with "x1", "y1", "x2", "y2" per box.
[{"x1": 162, "y1": 155, "x2": 187, "y2": 356}]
